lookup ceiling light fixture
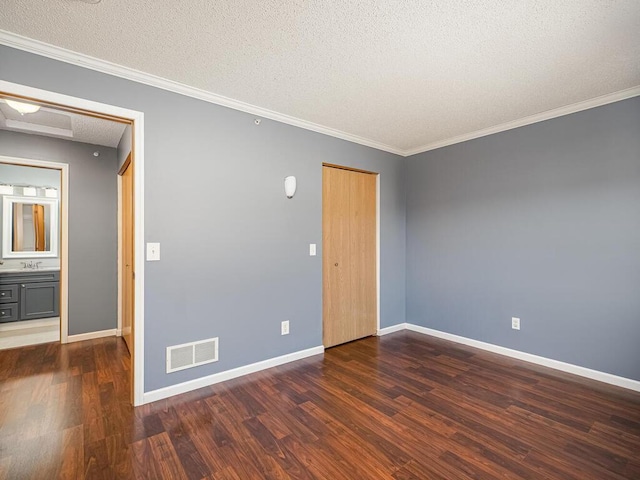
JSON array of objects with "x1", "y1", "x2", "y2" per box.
[{"x1": 5, "y1": 99, "x2": 41, "y2": 115}]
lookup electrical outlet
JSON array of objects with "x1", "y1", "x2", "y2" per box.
[
  {"x1": 512, "y1": 317, "x2": 520, "y2": 330},
  {"x1": 281, "y1": 320, "x2": 290, "y2": 335}
]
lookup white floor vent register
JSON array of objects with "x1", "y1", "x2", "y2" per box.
[{"x1": 166, "y1": 337, "x2": 219, "y2": 373}]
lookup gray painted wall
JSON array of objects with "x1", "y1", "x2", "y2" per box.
[
  {"x1": 0, "y1": 162, "x2": 60, "y2": 186},
  {"x1": 0, "y1": 45, "x2": 406, "y2": 392},
  {"x1": 406, "y1": 97, "x2": 640, "y2": 381},
  {"x1": 0, "y1": 163, "x2": 61, "y2": 270},
  {"x1": 117, "y1": 124, "x2": 132, "y2": 171},
  {"x1": 0, "y1": 130, "x2": 119, "y2": 335}
]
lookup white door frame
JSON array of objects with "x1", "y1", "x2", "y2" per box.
[{"x1": 0, "y1": 80, "x2": 146, "y2": 406}]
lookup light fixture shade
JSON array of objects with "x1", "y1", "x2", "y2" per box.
[
  {"x1": 284, "y1": 176, "x2": 297, "y2": 198},
  {"x1": 5, "y1": 99, "x2": 41, "y2": 115}
]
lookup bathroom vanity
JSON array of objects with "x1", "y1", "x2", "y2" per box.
[{"x1": 0, "y1": 270, "x2": 60, "y2": 323}]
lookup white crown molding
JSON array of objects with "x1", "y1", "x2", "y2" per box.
[
  {"x1": 2, "y1": 30, "x2": 638, "y2": 158},
  {"x1": 143, "y1": 345, "x2": 324, "y2": 404},
  {"x1": 404, "y1": 86, "x2": 640, "y2": 157},
  {"x1": 0, "y1": 30, "x2": 404, "y2": 156}
]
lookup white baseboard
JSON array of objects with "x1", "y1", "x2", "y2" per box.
[
  {"x1": 116, "y1": 329, "x2": 122, "y2": 336},
  {"x1": 405, "y1": 324, "x2": 640, "y2": 393},
  {"x1": 377, "y1": 323, "x2": 408, "y2": 336},
  {"x1": 66, "y1": 328, "x2": 117, "y2": 343},
  {"x1": 143, "y1": 345, "x2": 325, "y2": 404},
  {"x1": 140, "y1": 321, "x2": 640, "y2": 404}
]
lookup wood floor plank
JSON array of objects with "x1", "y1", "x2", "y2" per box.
[
  {"x1": 58, "y1": 424, "x2": 85, "y2": 480},
  {"x1": 1, "y1": 332, "x2": 639, "y2": 479}
]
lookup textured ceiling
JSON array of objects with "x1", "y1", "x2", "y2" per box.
[
  {"x1": 0, "y1": 100, "x2": 127, "y2": 147},
  {"x1": 1, "y1": 1, "x2": 639, "y2": 153}
]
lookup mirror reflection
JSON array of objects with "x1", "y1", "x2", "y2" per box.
[
  {"x1": 12, "y1": 202, "x2": 52, "y2": 252},
  {"x1": 2, "y1": 196, "x2": 58, "y2": 258}
]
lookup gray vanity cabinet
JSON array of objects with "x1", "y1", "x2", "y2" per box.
[
  {"x1": 0, "y1": 303, "x2": 19, "y2": 322},
  {"x1": 0, "y1": 283, "x2": 19, "y2": 322},
  {"x1": 20, "y1": 281, "x2": 60, "y2": 320},
  {"x1": 0, "y1": 284, "x2": 19, "y2": 303},
  {"x1": 0, "y1": 271, "x2": 60, "y2": 323}
]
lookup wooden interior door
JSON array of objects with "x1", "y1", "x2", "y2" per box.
[
  {"x1": 121, "y1": 156, "x2": 134, "y2": 361},
  {"x1": 323, "y1": 165, "x2": 377, "y2": 348}
]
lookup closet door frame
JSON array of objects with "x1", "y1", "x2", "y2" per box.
[{"x1": 322, "y1": 163, "x2": 380, "y2": 347}]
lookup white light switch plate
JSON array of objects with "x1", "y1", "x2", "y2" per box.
[
  {"x1": 309, "y1": 244, "x2": 316, "y2": 256},
  {"x1": 146, "y1": 242, "x2": 160, "y2": 261}
]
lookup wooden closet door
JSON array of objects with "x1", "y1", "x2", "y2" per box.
[
  {"x1": 323, "y1": 165, "x2": 377, "y2": 348},
  {"x1": 349, "y1": 169, "x2": 377, "y2": 341}
]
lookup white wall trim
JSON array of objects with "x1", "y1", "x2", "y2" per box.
[
  {"x1": 404, "y1": 86, "x2": 640, "y2": 156},
  {"x1": 67, "y1": 328, "x2": 117, "y2": 343},
  {"x1": 116, "y1": 175, "x2": 122, "y2": 337},
  {"x1": 404, "y1": 324, "x2": 640, "y2": 393},
  {"x1": 0, "y1": 79, "x2": 146, "y2": 406},
  {"x1": 143, "y1": 345, "x2": 325, "y2": 404},
  {"x1": 132, "y1": 110, "x2": 145, "y2": 407},
  {"x1": 2, "y1": 30, "x2": 638, "y2": 158},
  {"x1": 377, "y1": 323, "x2": 408, "y2": 336},
  {"x1": 0, "y1": 30, "x2": 403, "y2": 157}
]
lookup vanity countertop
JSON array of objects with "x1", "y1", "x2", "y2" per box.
[{"x1": 0, "y1": 268, "x2": 60, "y2": 274}]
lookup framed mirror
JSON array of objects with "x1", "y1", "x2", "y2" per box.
[{"x1": 2, "y1": 196, "x2": 59, "y2": 258}]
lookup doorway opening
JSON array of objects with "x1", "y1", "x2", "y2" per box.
[
  {"x1": 0, "y1": 81, "x2": 145, "y2": 405},
  {"x1": 0, "y1": 157, "x2": 65, "y2": 348}
]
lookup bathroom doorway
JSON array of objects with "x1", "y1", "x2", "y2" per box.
[{"x1": 0, "y1": 158, "x2": 65, "y2": 349}]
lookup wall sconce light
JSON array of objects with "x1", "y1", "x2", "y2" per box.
[{"x1": 284, "y1": 176, "x2": 297, "y2": 199}]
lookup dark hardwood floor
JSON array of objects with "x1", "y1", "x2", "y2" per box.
[{"x1": 1, "y1": 331, "x2": 639, "y2": 479}]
